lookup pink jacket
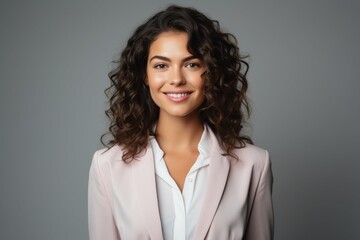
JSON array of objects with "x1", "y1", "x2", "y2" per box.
[{"x1": 88, "y1": 129, "x2": 274, "y2": 240}]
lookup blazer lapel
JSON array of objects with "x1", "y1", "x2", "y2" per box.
[
  {"x1": 132, "y1": 144, "x2": 164, "y2": 240},
  {"x1": 193, "y1": 129, "x2": 230, "y2": 240}
]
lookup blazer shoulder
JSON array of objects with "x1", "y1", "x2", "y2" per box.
[
  {"x1": 91, "y1": 145, "x2": 127, "y2": 169},
  {"x1": 231, "y1": 144, "x2": 273, "y2": 191},
  {"x1": 232, "y1": 143, "x2": 270, "y2": 169}
]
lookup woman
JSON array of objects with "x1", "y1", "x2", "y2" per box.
[{"x1": 88, "y1": 5, "x2": 274, "y2": 240}]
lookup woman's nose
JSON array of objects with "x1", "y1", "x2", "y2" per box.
[{"x1": 169, "y1": 67, "x2": 186, "y2": 86}]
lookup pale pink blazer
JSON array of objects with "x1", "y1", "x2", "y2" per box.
[{"x1": 88, "y1": 129, "x2": 274, "y2": 240}]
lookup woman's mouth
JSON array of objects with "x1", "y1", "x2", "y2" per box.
[
  {"x1": 164, "y1": 92, "x2": 192, "y2": 102},
  {"x1": 166, "y1": 92, "x2": 190, "y2": 98}
]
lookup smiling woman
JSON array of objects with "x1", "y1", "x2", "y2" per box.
[
  {"x1": 88, "y1": 5, "x2": 274, "y2": 240},
  {"x1": 146, "y1": 31, "x2": 206, "y2": 120}
]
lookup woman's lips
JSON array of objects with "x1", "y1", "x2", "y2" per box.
[{"x1": 164, "y1": 92, "x2": 192, "y2": 102}]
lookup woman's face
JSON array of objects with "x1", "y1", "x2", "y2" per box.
[{"x1": 146, "y1": 31, "x2": 206, "y2": 120}]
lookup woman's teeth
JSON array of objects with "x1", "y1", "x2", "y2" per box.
[{"x1": 167, "y1": 93, "x2": 190, "y2": 98}]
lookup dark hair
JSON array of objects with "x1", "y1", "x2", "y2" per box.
[{"x1": 101, "y1": 5, "x2": 253, "y2": 162}]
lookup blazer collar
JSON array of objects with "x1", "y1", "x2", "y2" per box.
[
  {"x1": 193, "y1": 128, "x2": 230, "y2": 239},
  {"x1": 131, "y1": 128, "x2": 230, "y2": 240},
  {"x1": 131, "y1": 144, "x2": 164, "y2": 240}
]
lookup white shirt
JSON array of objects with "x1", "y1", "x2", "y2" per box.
[{"x1": 150, "y1": 126, "x2": 211, "y2": 240}]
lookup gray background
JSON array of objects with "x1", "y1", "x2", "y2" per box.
[{"x1": 1, "y1": 0, "x2": 359, "y2": 239}]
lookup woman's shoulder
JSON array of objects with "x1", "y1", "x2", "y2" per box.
[
  {"x1": 207, "y1": 126, "x2": 270, "y2": 168},
  {"x1": 91, "y1": 144, "x2": 127, "y2": 168},
  {"x1": 231, "y1": 143, "x2": 271, "y2": 169},
  {"x1": 229, "y1": 143, "x2": 272, "y2": 184}
]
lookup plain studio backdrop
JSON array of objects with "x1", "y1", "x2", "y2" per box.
[{"x1": 1, "y1": 0, "x2": 359, "y2": 239}]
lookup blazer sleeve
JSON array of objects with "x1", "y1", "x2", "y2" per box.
[
  {"x1": 88, "y1": 150, "x2": 121, "y2": 240},
  {"x1": 245, "y1": 150, "x2": 274, "y2": 240}
]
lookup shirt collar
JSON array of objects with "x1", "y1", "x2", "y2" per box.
[
  {"x1": 149, "y1": 125, "x2": 211, "y2": 165},
  {"x1": 149, "y1": 134, "x2": 164, "y2": 164},
  {"x1": 197, "y1": 125, "x2": 210, "y2": 161}
]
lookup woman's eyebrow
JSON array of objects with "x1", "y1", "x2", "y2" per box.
[
  {"x1": 183, "y1": 55, "x2": 198, "y2": 62},
  {"x1": 149, "y1": 55, "x2": 170, "y2": 62},
  {"x1": 149, "y1": 55, "x2": 198, "y2": 62}
]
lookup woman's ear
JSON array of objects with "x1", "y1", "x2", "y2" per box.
[{"x1": 144, "y1": 76, "x2": 149, "y2": 85}]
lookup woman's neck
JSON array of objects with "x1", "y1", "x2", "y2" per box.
[{"x1": 155, "y1": 113, "x2": 204, "y2": 152}]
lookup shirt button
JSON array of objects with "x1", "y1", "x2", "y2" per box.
[{"x1": 188, "y1": 178, "x2": 194, "y2": 182}]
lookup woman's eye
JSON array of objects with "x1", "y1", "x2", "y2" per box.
[
  {"x1": 186, "y1": 63, "x2": 200, "y2": 69},
  {"x1": 154, "y1": 64, "x2": 167, "y2": 69}
]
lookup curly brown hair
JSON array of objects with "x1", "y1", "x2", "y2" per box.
[{"x1": 101, "y1": 5, "x2": 253, "y2": 162}]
